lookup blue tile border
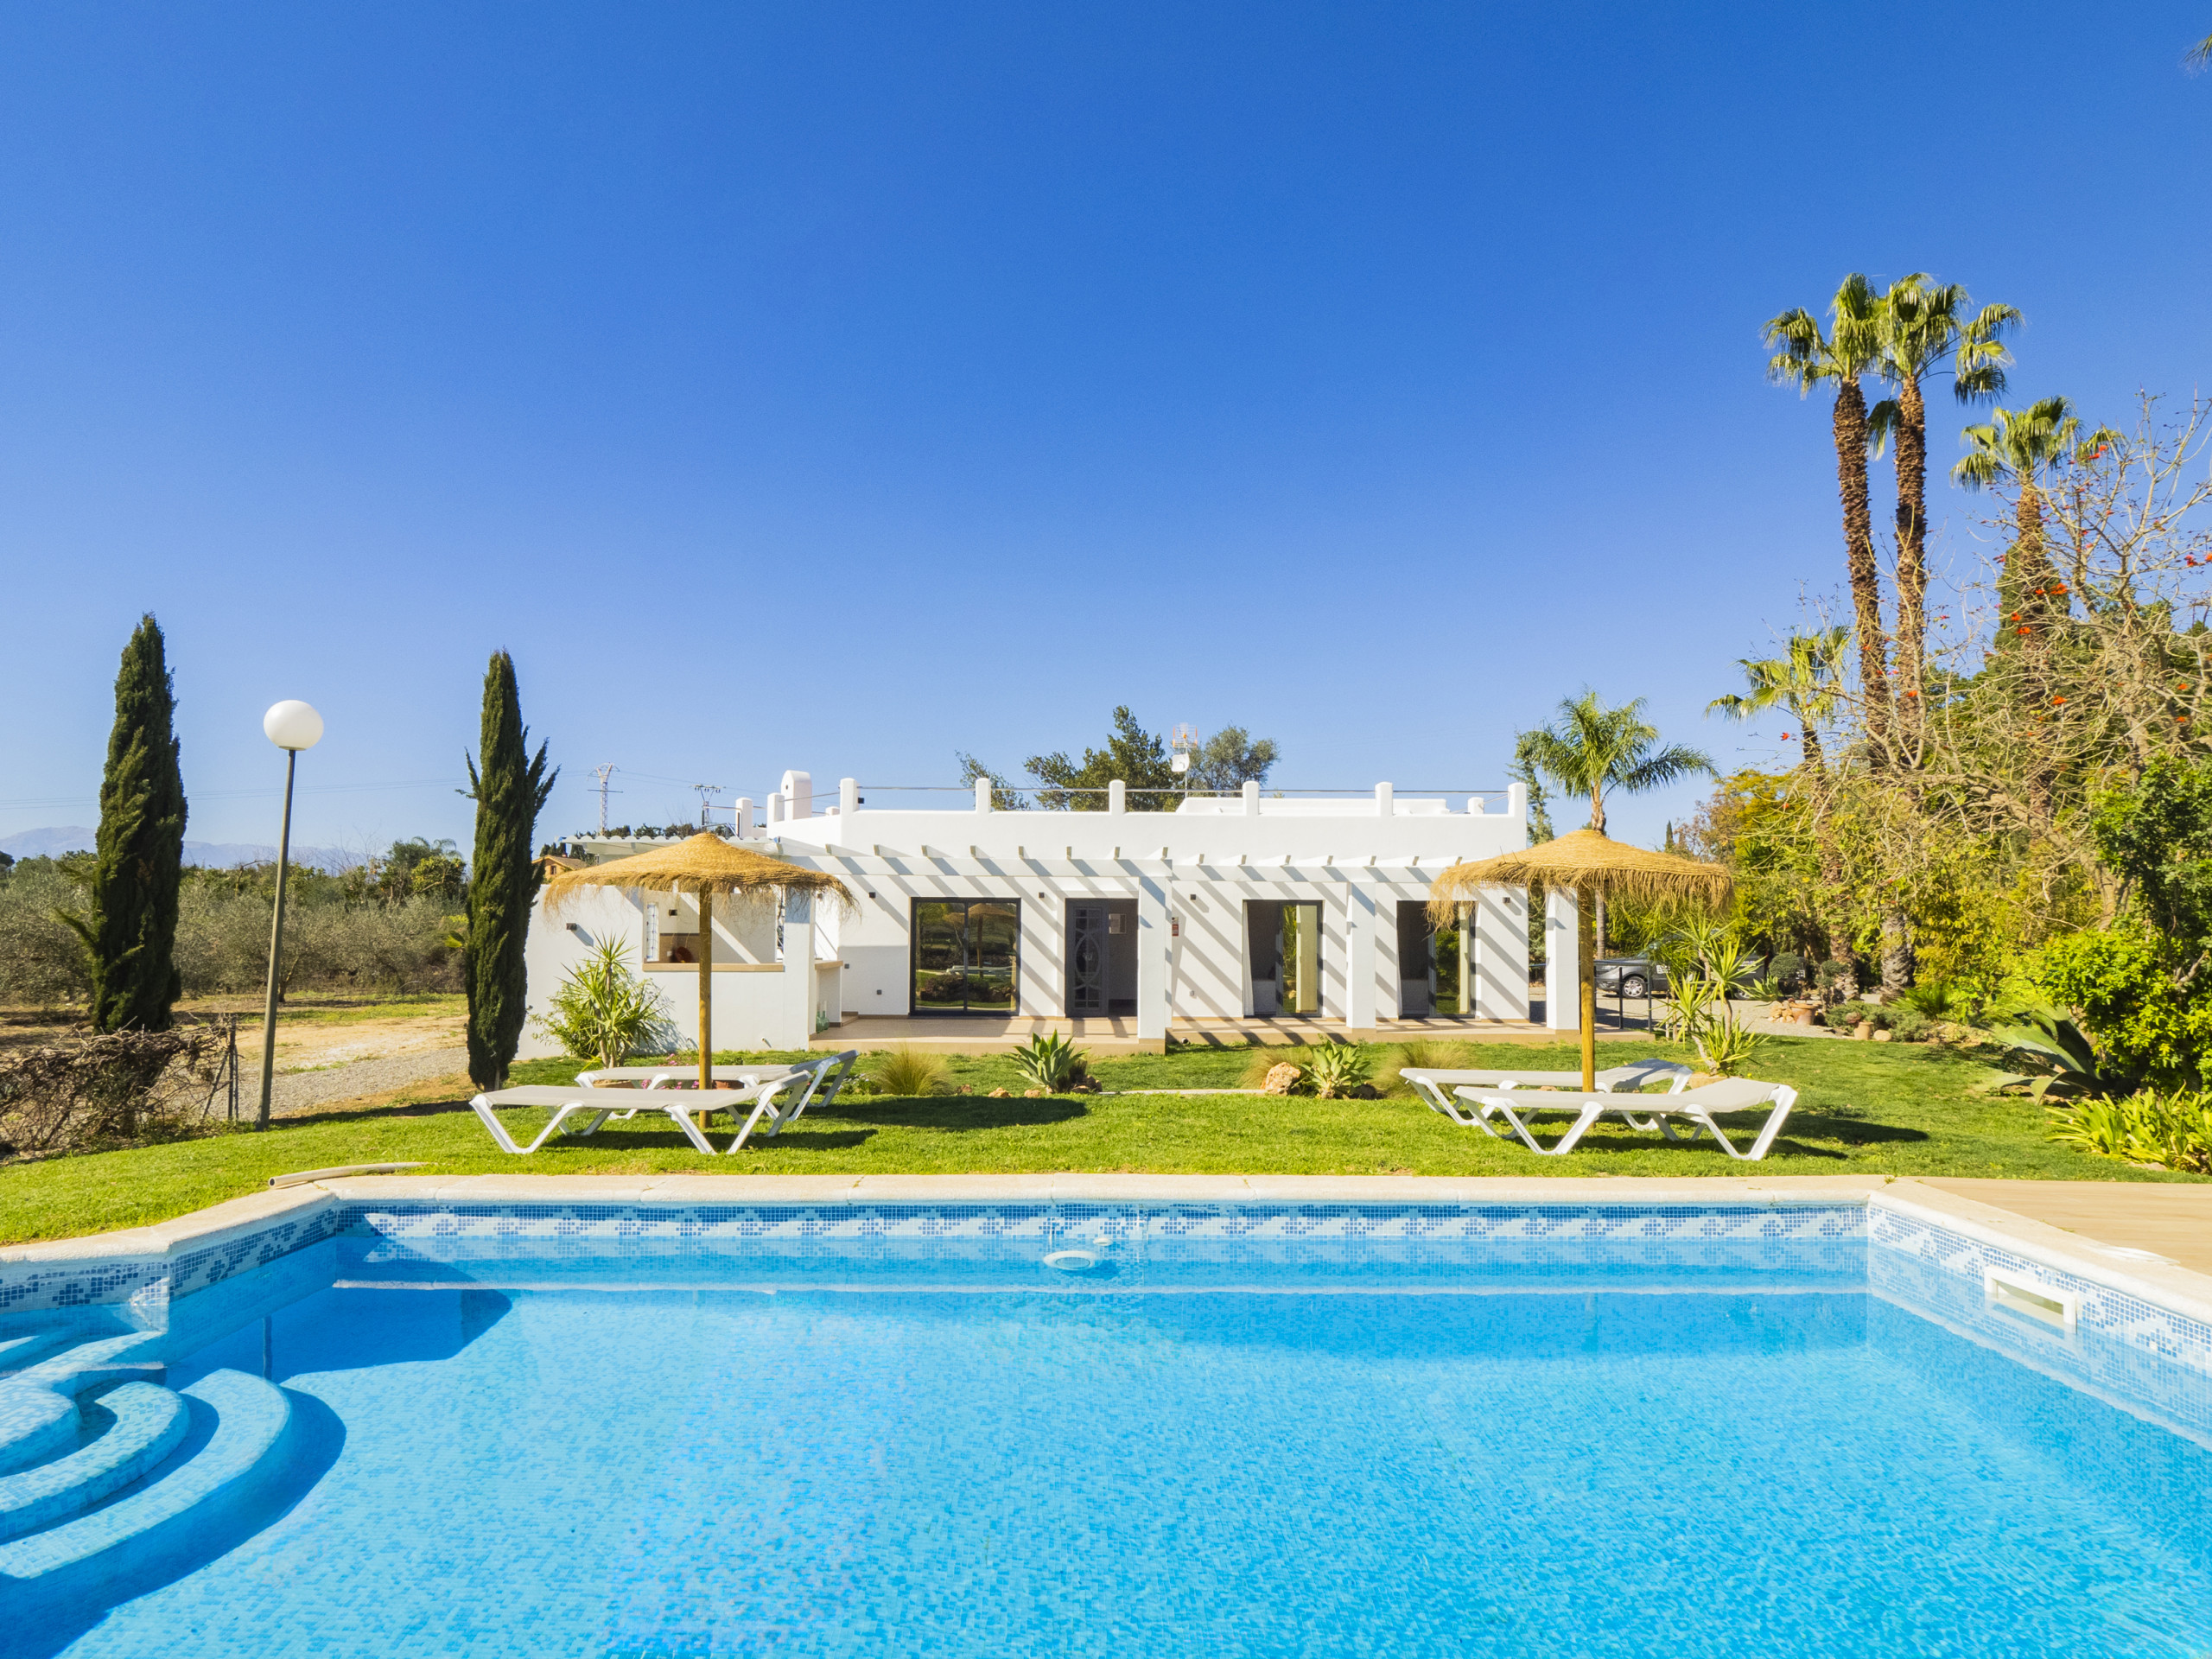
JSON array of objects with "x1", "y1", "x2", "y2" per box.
[
  {"x1": 3, "y1": 1185, "x2": 2209, "y2": 1402},
  {"x1": 1867, "y1": 1199, "x2": 2212, "y2": 1380}
]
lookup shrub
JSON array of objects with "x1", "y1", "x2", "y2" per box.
[
  {"x1": 866, "y1": 1046, "x2": 947, "y2": 1097},
  {"x1": 1885, "y1": 1006, "x2": 1932, "y2": 1043},
  {"x1": 0, "y1": 1029, "x2": 226, "y2": 1157},
  {"x1": 1009, "y1": 1032, "x2": 1090, "y2": 1093},
  {"x1": 532, "y1": 936, "x2": 676, "y2": 1071},
  {"x1": 1304, "y1": 1043, "x2": 1373, "y2": 1099},
  {"x1": 2033, "y1": 922, "x2": 2212, "y2": 1088},
  {"x1": 2048, "y1": 1090, "x2": 2212, "y2": 1173},
  {"x1": 1769, "y1": 952, "x2": 1806, "y2": 994}
]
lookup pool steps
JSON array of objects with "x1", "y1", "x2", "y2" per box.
[
  {"x1": 0, "y1": 1382, "x2": 190, "y2": 1541},
  {"x1": 0, "y1": 1335, "x2": 295, "y2": 1591}
]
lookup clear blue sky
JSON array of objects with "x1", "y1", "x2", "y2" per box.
[{"x1": 4, "y1": 3, "x2": 2207, "y2": 855}]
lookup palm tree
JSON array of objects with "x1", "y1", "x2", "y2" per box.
[
  {"x1": 1765, "y1": 276, "x2": 1892, "y2": 749},
  {"x1": 1707, "y1": 629, "x2": 1860, "y2": 996},
  {"x1": 1707, "y1": 626, "x2": 1850, "y2": 776},
  {"x1": 1954, "y1": 397, "x2": 2118, "y2": 635},
  {"x1": 1522, "y1": 690, "x2": 1716, "y2": 836},
  {"x1": 1955, "y1": 397, "x2": 2119, "y2": 827},
  {"x1": 1519, "y1": 691, "x2": 1714, "y2": 958},
  {"x1": 2190, "y1": 32, "x2": 2212, "y2": 69},
  {"x1": 1869, "y1": 276, "x2": 2018, "y2": 747}
]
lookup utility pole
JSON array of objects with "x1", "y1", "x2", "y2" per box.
[
  {"x1": 692, "y1": 782, "x2": 726, "y2": 829},
  {"x1": 590, "y1": 764, "x2": 621, "y2": 834}
]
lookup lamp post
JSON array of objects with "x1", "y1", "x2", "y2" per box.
[{"x1": 256, "y1": 700, "x2": 323, "y2": 1130}]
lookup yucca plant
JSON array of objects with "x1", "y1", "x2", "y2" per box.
[
  {"x1": 1694, "y1": 1018, "x2": 1765, "y2": 1077},
  {"x1": 865, "y1": 1046, "x2": 947, "y2": 1097},
  {"x1": 1304, "y1": 1043, "x2": 1373, "y2": 1099},
  {"x1": 532, "y1": 935, "x2": 676, "y2": 1071},
  {"x1": 1009, "y1": 1032, "x2": 1089, "y2": 1093}
]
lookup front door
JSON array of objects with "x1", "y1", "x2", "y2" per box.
[
  {"x1": 1398, "y1": 900, "x2": 1464, "y2": 1016},
  {"x1": 1068, "y1": 904, "x2": 1108, "y2": 1015},
  {"x1": 912, "y1": 899, "x2": 1020, "y2": 1014},
  {"x1": 1246, "y1": 900, "x2": 1322, "y2": 1016}
]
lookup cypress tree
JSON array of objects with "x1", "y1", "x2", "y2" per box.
[
  {"x1": 464, "y1": 651, "x2": 556, "y2": 1088},
  {"x1": 65, "y1": 614, "x2": 188, "y2": 1032}
]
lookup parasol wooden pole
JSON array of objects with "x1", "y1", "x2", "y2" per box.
[
  {"x1": 697, "y1": 885, "x2": 714, "y2": 1098},
  {"x1": 1578, "y1": 887, "x2": 1597, "y2": 1092}
]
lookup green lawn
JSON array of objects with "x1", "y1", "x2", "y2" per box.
[{"x1": 2, "y1": 1037, "x2": 2198, "y2": 1246}]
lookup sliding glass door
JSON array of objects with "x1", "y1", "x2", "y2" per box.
[{"x1": 912, "y1": 899, "x2": 1020, "y2": 1014}]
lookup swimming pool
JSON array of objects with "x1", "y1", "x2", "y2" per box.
[{"x1": 4, "y1": 1184, "x2": 2209, "y2": 1656}]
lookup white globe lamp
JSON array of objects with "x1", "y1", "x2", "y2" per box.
[
  {"x1": 256, "y1": 699, "x2": 325, "y2": 1128},
  {"x1": 263, "y1": 700, "x2": 324, "y2": 752}
]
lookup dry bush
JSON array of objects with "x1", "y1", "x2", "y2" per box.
[{"x1": 0, "y1": 1029, "x2": 227, "y2": 1159}]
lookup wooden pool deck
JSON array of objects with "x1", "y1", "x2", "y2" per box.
[{"x1": 1919, "y1": 1178, "x2": 2212, "y2": 1275}]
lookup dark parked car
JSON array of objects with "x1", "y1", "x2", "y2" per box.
[{"x1": 1595, "y1": 957, "x2": 1670, "y2": 999}]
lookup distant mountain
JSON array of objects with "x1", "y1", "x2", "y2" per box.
[
  {"x1": 0, "y1": 826, "x2": 353, "y2": 872},
  {"x1": 0, "y1": 827, "x2": 94, "y2": 859}
]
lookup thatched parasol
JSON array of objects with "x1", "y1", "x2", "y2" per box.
[
  {"x1": 1427, "y1": 829, "x2": 1732, "y2": 1091},
  {"x1": 543, "y1": 833, "x2": 854, "y2": 1091}
]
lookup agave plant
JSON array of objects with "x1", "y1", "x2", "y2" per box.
[
  {"x1": 1009, "y1": 1032, "x2": 1090, "y2": 1093},
  {"x1": 1304, "y1": 1043, "x2": 1374, "y2": 1099},
  {"x1": 1976, "y1": 997, "x2": 2143, "y2": 1100}
]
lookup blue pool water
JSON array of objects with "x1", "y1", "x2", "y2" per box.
[{"x1": 8, "y1": 1207, "x2": 2212, "y2": 1656}]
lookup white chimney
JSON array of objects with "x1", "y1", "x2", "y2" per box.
[{"x1": 781, "y1": 770, "x2": 812, "y2": 820}]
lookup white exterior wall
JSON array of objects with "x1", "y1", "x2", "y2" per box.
[
  {"x1": 518, "y1": 882, "x2": 814, "y2": 1058},
  {"x1": 522, "y1": 783, "x2": 1535, "y2": 1052},
  {"x1": 1545, "y1": 887, "x2": 1581, "y2": 1033}
]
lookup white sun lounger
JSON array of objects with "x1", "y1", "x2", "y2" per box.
[
  {"x1": 473, "y1": 1051, "x2": 868, "y2": 1156},
  {"x1": 574, "y1": 1065, "x2": 795, "y2": 1089},
  {"x1": 715, "y1": 1050, "x2": 862, "y2": 1149},
  {"x1": 1453, "y1": 1077, "x2": 1800, "y2": 1160},
  {"x1": 1401, "y1": 1063, "x2": 1692, "y2": 1128},
  {"x1": 467, "y1": 1083, "x2": 764, "y2": 1154}
]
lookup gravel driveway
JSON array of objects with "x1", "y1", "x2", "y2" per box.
[{"x1": 239, "y1": 1046, "x2": 473, "y2": 1118}]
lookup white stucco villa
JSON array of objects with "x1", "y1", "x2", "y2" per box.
[{"x1": 521, "y1": 772, "x2": 1589, "y2": 1056}]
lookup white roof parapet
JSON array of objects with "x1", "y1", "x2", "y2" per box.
[{"x1": 1172, "y1": 796, "x2": 1452, "y2": 817}]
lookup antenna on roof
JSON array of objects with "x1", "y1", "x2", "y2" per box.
[
  {"x1": 1170, "y1": 724, "x2": 1196, "y2": 798},
  {"x1": 590, "y1": 764, "x2": 622, "y2": 834}
]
